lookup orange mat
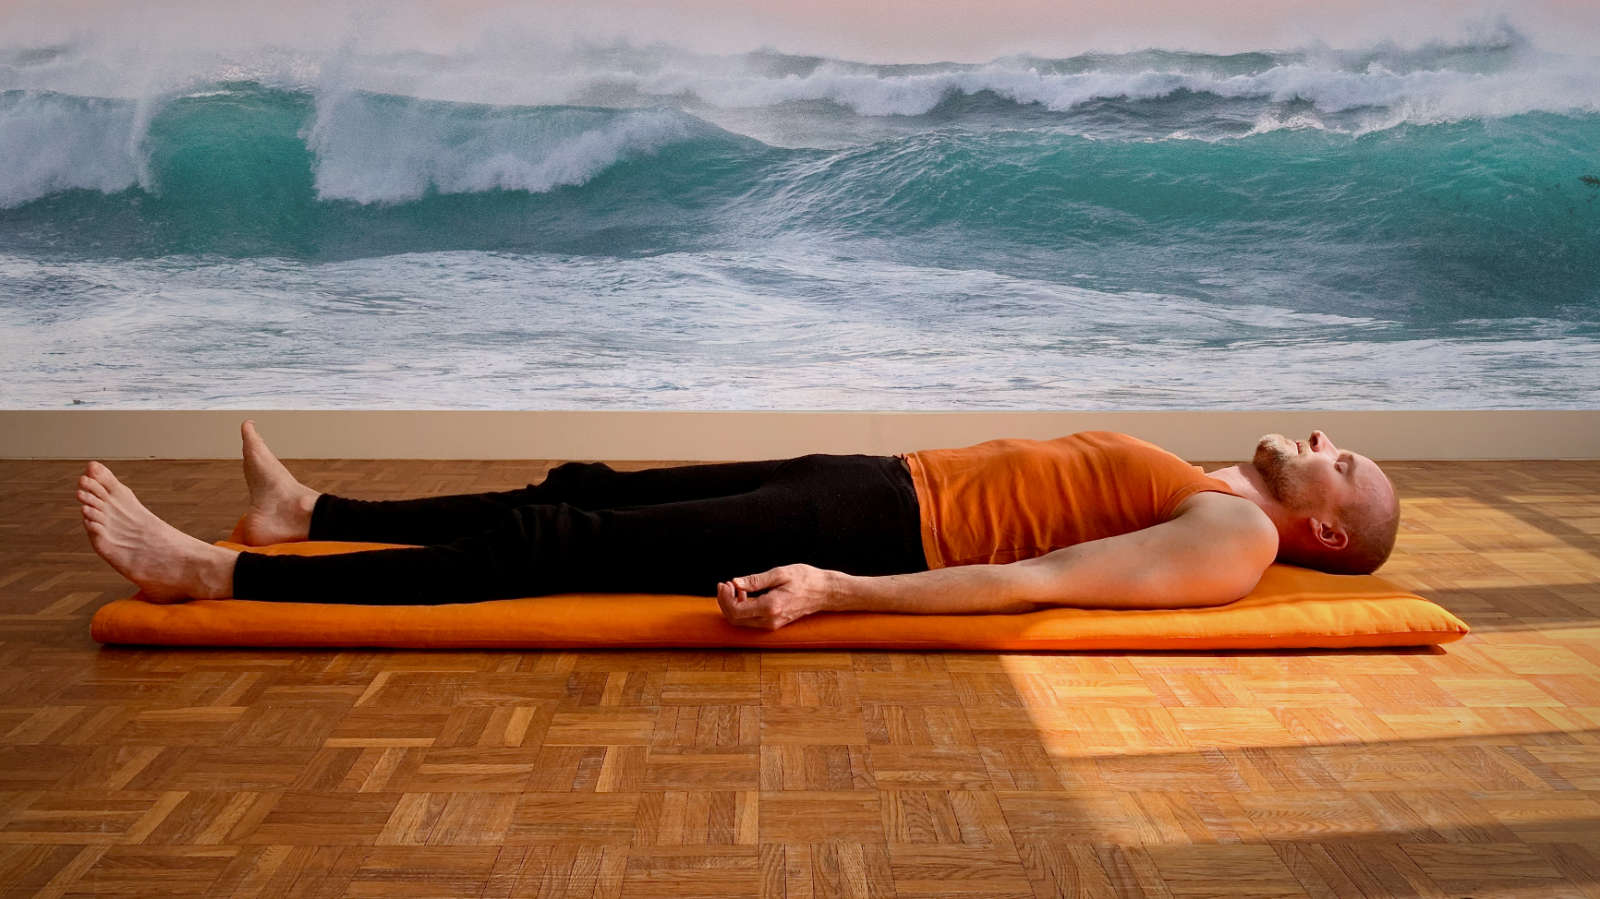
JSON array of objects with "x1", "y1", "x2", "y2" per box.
[{"x1": 90, "y1": 538, "x2": 1469, "y2": 650}]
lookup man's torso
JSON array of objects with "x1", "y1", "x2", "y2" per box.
[{"x1": 901, "y1": 431, "x2": 1236, "y2": 568}]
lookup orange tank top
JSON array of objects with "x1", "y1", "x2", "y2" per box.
[{"x1": 900, "y1": 431, "x2": 1236, "y2": 569}]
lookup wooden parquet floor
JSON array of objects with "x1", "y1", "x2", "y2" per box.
[{"x1": 1, "y1": 456, "x2": 1598, "y2": 898}]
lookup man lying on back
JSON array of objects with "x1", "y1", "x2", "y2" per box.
[{"x1": 77, "y1": 422, "x2": 1398, "y2": 630}]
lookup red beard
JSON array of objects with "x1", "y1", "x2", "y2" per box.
[{"x1": 1252, "y1": 436, "x2": 1297, "y2": 504}]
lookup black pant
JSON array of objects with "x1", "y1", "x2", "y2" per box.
[{"x1": 231, "y1": 454, "x2": 927, "y2": 605}]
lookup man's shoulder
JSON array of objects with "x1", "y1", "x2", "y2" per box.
[
  {"x1": 1172, "y1": 492, "x2": 1279, "y2": 551},
  {"x1": 1173, "y1": 489, "x2": 1268, "y2": 521}
]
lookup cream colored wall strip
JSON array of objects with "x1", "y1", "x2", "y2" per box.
[{"x1": 1, "y1": 410, "x2": 1596, "y2": 460}]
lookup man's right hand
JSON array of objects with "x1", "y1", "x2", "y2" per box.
[{"x1": 715, "y1": 565, "x2": 838, "y2": 631}]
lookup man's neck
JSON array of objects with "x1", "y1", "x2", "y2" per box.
[{"x1": 1206, "y1": 464, "x2": 1273, "y2": 513}]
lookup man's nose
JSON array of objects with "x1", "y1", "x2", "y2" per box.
[{"x1": 1310, "y1": 430, "x2": 1337, "y2": 454}]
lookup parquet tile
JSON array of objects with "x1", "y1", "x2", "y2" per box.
[{"x1": 4, "y1": 456, "x2": 1600, "y2": 895}]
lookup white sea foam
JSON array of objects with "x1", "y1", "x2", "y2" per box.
[
  {"x1": 605, "y1": 55, "x2": 1600, "y2": 124},
  {"x1": 2, "y1": 249, "x2": 1595, "y2": 409},
  {"x1": 4, "y1": 23, "x2": 1597, "y2": 119},
  {"x1": 0, "y1": 92, "x2": 143, "y2": 207},
  {"x1": 299, "y1": 34, "x2": 1600, "y2": 126},
  {"x1": 5, "y1": 41, "x2": 1593, "y2": 209},
  {"x1": 305, "y1": 93, "x2": 698, "y2": 204}
]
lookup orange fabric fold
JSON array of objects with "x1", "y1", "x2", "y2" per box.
[{"x1": 90, "y1": 538, "x2": 1469, "y2": 650}]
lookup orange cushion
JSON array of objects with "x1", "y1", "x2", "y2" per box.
[{"x1": 90, "y1": 538, "x2": 1469, "y2": 650}]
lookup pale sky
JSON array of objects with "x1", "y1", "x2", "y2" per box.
[{"x1": 4, "y1": 0, "x2": 1599, "y2": 61}]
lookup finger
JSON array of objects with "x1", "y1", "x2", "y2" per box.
[
  {"x1": 716, "y1": 587, "x2": 751, "y2": 625},
  {"x1": 725, "y1": 584, "x2": 763, "y2": 619},
  {"x1": 732, "y1": 568, "x2": 783, "y2": 593}
]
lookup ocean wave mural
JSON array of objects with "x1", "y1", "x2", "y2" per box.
[{"x1": 1, "y1": 7, "x2": 1596, "y2": 408}]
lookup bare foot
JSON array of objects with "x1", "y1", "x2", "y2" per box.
[
  {"x1": 78, "y1": 461, "x2": 239, "y2": 603},
  {"x1": 237, "y1": 419, "x2": 320, "y2": 545}
]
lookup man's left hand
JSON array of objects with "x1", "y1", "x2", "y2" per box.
[{"x1": 716, "y1": 564, "x2": 839, "y2": 631}]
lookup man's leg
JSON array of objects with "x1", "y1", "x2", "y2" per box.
[
  {"x1": 307, "y1": 458, "x2": 793, "y2": 546},
  {"x1": 232, "y1": 455, "x2": 926, "y2": 604},
  {"x1": 238, "y1": 419, "x2": 792, "y2": 546}
]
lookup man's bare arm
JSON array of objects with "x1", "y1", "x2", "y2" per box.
[{"x1": 716, "y1": 492, "x2": 1279, "y2": 630}]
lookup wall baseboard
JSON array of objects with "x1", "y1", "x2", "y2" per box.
[{"x1": 2, "y1": 410, "x2": 1596, "y2": 461}]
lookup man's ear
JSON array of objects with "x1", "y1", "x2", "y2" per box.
[{"x1": 1308, "y1": 517, "x2": 1349, "y2": 552}]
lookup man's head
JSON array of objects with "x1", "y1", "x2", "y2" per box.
[{"x1": 1249, "y1": 430, "x2": 1399, "y2": 574}]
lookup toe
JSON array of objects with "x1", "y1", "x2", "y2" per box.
[
  {"x1": 79, "y1": 475, "x2": 108, "y2": 499},
  {"x1": 90, "y1": 463, "x2": 126, "y2": 493}
]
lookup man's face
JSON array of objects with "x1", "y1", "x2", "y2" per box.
[{"x1": 1252, "y1": 430, "x2": 1388, "y2": 517}]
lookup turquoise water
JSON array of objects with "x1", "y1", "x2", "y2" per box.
[{"x1": 2, "y1": 37, "x2": 1597, "y2": 407}]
